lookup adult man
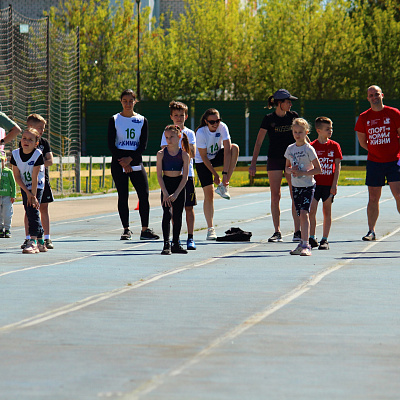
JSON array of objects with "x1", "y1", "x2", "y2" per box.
[
  {"x1": 355, "y1": 85, "x2": 400, "y2": 240},
  {"x1": 0, "y1": 112, "x2": 21, "y2": 147}
]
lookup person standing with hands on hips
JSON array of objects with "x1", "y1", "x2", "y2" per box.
[
  {"x1": 195, "y1": 109, "x2": 239, "y2": 240},
  {"x1": 249, "y1": 89, "x2": 301, "y2": 243},
  {"x1": 355, "y1": 85, "x2": 400, "y2": 241},
  {"x1": 108, "y1": 89, "x2": 159, "y2": 241}
]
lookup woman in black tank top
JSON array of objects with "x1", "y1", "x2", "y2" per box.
[{"x1": 156, "y1": 125, "x2": 190, "y2": 255}]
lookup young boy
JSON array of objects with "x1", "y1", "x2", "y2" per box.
[
  {"x1": 309, "y1": 117, "x2": 342, "y2": 250},
  {"x1": 21, "y1": 114, "x2": 54, "y2": 250},
  {"x1": 285, "y1": 118, "x2": 321, "y2": 256},
  {"x1": 160, "y1": 101, "x2": 197, "y2": 250},
  {"x1": 0, "y1": 150, "x2": 16, "y2": 238},
  {"x1": 11, "y1": 128, "x2": 47, "y2": 254}
]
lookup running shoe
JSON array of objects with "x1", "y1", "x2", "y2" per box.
[
  {"x1": 292, "y1": 230, "x2": 301, "y2": 242},
  {"x1": 45, "y1": 239, "x2": 54, "y2": 249},
  {"x1": 0, "y1": 229, "x2": 4, "y2": 238},
  {"x1": 290, "y1": 244, "x2": 303, "y2": 255},
  {"x1": 140, "y1": 228, "x2": 160, "y2": 240},
  {"x1": 268, "y1": 231, "x2": 282, "y2": 242},
  {"x1": 309, "y1": 237, "x2": 319, "y2": 248},
  {"x1": 37, "y1": 241, "x2": 48, "y2": 252},
  {"x1": 4, "y1": 230, "x2": 11, "y2": 238},
  {"x1": 187, "y1": 238, "x2": 196, "y2": 250},
  {"x1": 300, "y1": 245, "x2": 312, "y2": 256},
  {"x1": 22, "y1": 240, "x2": 39, "y2": 254},
  {"x1": 21, "y1": 239, "x2": 29, "y2": 249},
  {"x1": 318, "y1": 238, "x2": 329, "y2": 250},
  {"x1": 120, "y1": 229, "x2": 132, "y2": 240},
  {"x1": 206, "y1": 227, "x2": 217, "y2": 240},
  {"x1": 161, "y1": 242, "x2": 171, "y2": 255},
  {"x1": 362, "y1": 230, "x2": 376, "y2": 241},
  {"x1": 171, "y1": 243, "x2": 188, "y2": 254},
  {"x1": 215, "y1": 183, "x2": 231, "y2": 200}
]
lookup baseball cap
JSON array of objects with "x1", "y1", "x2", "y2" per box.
[{"x1": 273, "y1": 89, "x2": 298, "y2": 101}]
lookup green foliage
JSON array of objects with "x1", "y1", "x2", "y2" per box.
[{"x1": 48, "y1": 0, "x2": 400, "y2": 102}]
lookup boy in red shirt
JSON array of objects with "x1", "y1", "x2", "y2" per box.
[{"x1": 309, "y1": 117, "x2": 342, "y2": 250}]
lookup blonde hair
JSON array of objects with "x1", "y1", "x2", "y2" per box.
[
  {"x1": 22, "y1": 127, "x2": 40, "y2": 141},
  {"x1": 292, "y1": 118, "x2": 310, "y2": 132}
]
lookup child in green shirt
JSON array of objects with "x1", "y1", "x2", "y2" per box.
[{"x1": 0, "y1": 150, "x2": 16, "y2": 238}]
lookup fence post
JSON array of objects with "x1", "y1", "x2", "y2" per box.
[
  {"x1": 88, "y1": 155, "x2": 93, "y2": 193},
  {"x1": 102, "y1": 156, "x2": 106, "y2": 188},
  {"x1": 75, "y1": 152, "x2": 81, "y2": 193},
  {"x1": 245, "y1": 104, "x2": 250, "y2": 157},
  {"x1": 59, "y1": 156, "x2": 63, "y2": 193}
]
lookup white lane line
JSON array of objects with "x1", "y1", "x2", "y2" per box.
[
  {"x1": 0, "y1": 242, "x2": 262, "y2": 334},
  {"x1": 123, "y1": 226, "x2": 400, "y2": 400}
]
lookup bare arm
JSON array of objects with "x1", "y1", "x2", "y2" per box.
[
  {"x1": 330, "y1": 159, "x2": 341, "y2": 195},
  {"x1": 356, "y1": 131, "x2": 368, "y2": 151},
  {"x1": 3, "y1": 125, "x2": 21, "y2": 144},
  {"x1": 156, "y1": 150, "x2": 169, "y2": 200},
  {"x1": 44, "y1": 152, "x2": 53, "y2": 168},
  {"x1": 249, "y1": 128, "x2": 267, "y2": 176}
]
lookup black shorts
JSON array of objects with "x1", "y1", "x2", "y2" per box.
[
  {"x1": 314, "y1": 185, "x2": 334, "y2": 203},
  {"x1": 366, "y1": 160, "x2": 400, "y2": 186},
  {"x1": 195, "y1": 149, "x2": 225, "y2": 188},
  {"x1": 41, "y1": 180, "x2": 54, "y2": 204},
  {"x1": 267, "y1": 157, "x2": 286, "y2": 172},
  {"x1": 185, "y1": 177, "x2": 197, "y2": 207},
  {"x1": 292, "y1": 185, "x2": 315, "y2": 216}
]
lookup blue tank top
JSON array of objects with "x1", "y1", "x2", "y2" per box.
[{"x1": 162, "y1": 148, "x2": 183, "y2": 171}]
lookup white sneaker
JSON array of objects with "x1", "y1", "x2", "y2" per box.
[
  {"x1": 215, "y1": 183, "x2": 230, "y2": 200},
  {"x1": 206, "y1": 227, "x2": 217, "y2": 240}
]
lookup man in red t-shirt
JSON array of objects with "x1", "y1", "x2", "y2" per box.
[
  {"x1": 309, "y1": 117, "x2": 342, "y2": 250},
  {"x1": 355, "y1": 85, "x2": 400, "y2": 241}
]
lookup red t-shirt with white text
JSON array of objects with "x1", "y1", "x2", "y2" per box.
[
  {"x1": 355, "y1": 106, "x2": 400, "y2": 163},
  {"x1": 311, "y1": 139, "x2": 342, "y2": 186}
]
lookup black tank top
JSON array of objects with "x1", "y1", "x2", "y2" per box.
[{"x1": 162, "y1": 148, "x2": 183, "y2": 171}]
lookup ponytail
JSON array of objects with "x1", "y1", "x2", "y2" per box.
[{"x1": 181, "y1": 132, "x2": 190, "y2": 154}]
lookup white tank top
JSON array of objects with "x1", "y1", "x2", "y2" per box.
[
  {"x1": 12, "y1": 148, "x2": 45, "y2": 190},
  {"x1": 113, "y1": 113, "x2": 145, "y2": 151}
]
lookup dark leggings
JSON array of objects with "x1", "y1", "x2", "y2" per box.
[
  {"x1": 161, "y1": 176, "x2": 185, "y2": 243},
  {"x1": 111, "y1": 161, "x2": 150, "y2": 228},
  {"x1": 22, "y1": 188, "x2": 43, "y2": 238}
]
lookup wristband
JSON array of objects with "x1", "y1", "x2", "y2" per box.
[{"x1": 222, "y1": 171, "x2": 228, "y2": 175}]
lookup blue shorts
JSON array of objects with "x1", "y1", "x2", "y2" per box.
[
  {"x1": 366, "y1": 160, "x2": 400, "y2": 187},
  {"x1": 292, "y1": 185, "x2": 315, "y2": 216}
]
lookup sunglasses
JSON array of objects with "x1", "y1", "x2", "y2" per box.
[{"x1": 206, "y1": 118, "x2": 221, "y2": 125}]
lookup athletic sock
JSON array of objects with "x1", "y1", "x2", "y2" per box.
[
  {"x1": 44, "y1": 235, "x2": 50, "y2": 240},
  {"x1": 38, "y1": 239, "x2": 45, "y2": 245},
  {"x1": 26, "y1": 235, "x2": 31, "y2": 240},
  {"x1": 310, "y1": 235, "x2": 315, "y2": 239},
  {"x1": 322, "y1": 237, "x2": 328, "y2": 241},
  {"x1": 188, "y1": 234, "x2": 193, "y2": 240}
]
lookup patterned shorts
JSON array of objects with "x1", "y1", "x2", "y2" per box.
[{"x1": 292, "y1": 185, "x2": 315, "y2": 216}]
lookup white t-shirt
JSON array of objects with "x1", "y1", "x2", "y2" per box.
[
  {"x1": 195, "y1": 121, "x2": 230, "y2": 163},
  {"x1": 284, "y1": 142, "x2": 318, "y2": 187},
  {"x1": 113, "y1": 113, "x2": 145, "y2": 151},
  {"x1": 161, "y1": 126, "x2": 196, "y2": 177}
]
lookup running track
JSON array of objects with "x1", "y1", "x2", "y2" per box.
[{"x1": 0, "y1": 186, "x2": 399, "y2": 399}]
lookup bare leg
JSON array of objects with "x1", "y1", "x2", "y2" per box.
[
  {"x1": 202, "y1": 184, "x2": 214, "y2": 228},
  {"x1": 39, "y1": 202, "x2": 50, "y2": 237},
  {"x1": 185, "y1": 206, "x2": 195, "y2": 235},
  {"x1": 309, "y1": 198, "x2": 318, "y2": 237},
  {"x1": 268, "y1": 170, "x2": 283, "y2": 233},
  {"x1": 322, "y1": 198, "x2": 333, "y2": 238},
  {"x1": 367, "y1": 186, "x2": 382, "y2": 232},
  {"x1": 285, "y1": 172, "x2": 301, "y2": 232}
]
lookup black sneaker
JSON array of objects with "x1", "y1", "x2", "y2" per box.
[
  {"x1": 268, "y1": 231, "x2": 282, "y2": 242},
  {"x1": 161, "y1": 242, "x2": 171, "y2": 255},
  {"x1": 120, "y1": 229, "x2": 132, "y2": 240},
  {"x1": 140, "y1": 228, "x2": 160, "y2": 240},
  {"x1": 45, "y1": 239, "x2": 53, "y2": 249},
  {"x1": 21, "y1": 239, "x2": 29, "y2": 249},
  {"x1": 292, "y1": 230, "x2": 301, "y2": 242},
  {"x1": 318, "y1": 238, "x2": 329, "y2": 250},
  {"x1": 362, "y1": 230, "x2": 376, "y2": 241},
  {"x1": 0, "y1": 229, "x2": 4, "y2": 238},
  {"x1": 171, "y1": 243, "x2": 188, "y2": 254},
  {"x1": 309, "y1": 237, "x2": 319, "y2": 248},
  {"x1": 4, "y1": 230, "x2": 11, "y2": 238}
]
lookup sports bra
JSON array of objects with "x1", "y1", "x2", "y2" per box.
[{"x1": 162, "y1": 148, "x2": 183, "y2": 172}]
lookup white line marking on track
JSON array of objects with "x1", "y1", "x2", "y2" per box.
[{"x1": 122, "y1": 225, "x2": 400, "y2": 400}]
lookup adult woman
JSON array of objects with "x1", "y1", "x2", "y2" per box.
[
  {"x1": 108, "y1": 89, "x2": 159, "y2": 240},
  {"x1": 195, "y1": 108, "x2": 239, "y2": 240},
  {"x1": 249, "y1": 89, "x2": 301, "y2": 242}
]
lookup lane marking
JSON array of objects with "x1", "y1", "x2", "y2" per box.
[{"x1": 123, "y1": 225, "x2": 400, "y2": 399}]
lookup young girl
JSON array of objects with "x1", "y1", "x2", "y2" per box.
[
  {"x1": 284, "y1": 118, "x2": 321, "y2": 256},
  {"x1": 108, "y1": 89, "x2": 159, "y2": 241},
  {"x1": 157, "y1": 125, "x2": 190, "y2": 255},
  {"x1": 11, "y1": 128, "x2": 47, "y2": 254},
  {"x1": 249, "y1": 89, "x2": 301, "y2": 243},
  {"x1": 194, "y1": 109, "x2": 239, "y2": 240}
]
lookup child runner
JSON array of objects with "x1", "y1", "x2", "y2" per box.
[
  {"x1": 108, "y1": 89, "x2": 159, "y2": 241},
  {"x1": 21, "y1": 114, "x2": 54, "y2": 250},
  {"x1": 0, "y1": 150, "x2": 16, "y2": 238},
  {"x1": 157, "y1": 125, "x2": 190, "y2": 255},
  {"x1": 160, "y1": 101, "x2": 197, "y2": 250},
  {"x1": 309, "y1": 117, "x2": 343, "y2": 250},
  {"x1": 11, "y1": 128, "x2": 47, "y2": 254},
  {"x1": 285, "y1": 118, "x2": 321, "y2": 256},
  {"x1": 195, "y1": 109, "x2": 239, "y2": 240}
]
